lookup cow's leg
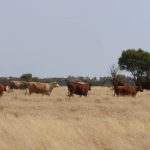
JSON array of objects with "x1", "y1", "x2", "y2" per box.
[
  {"x1": 25, "y1": 89, "x2": 28, "y2": 95},
  {"x1": 67, "y1": 93, "x2": 71, "y2": 97},
  {"x1": 116, "y1": 92, "x2": 119, "y2": 96},
  {"x1": 67, "y1": 90, "x2": 74, "y2": 97},
  {"x1": 83, "y1": 93, "x2": 87, "y2": 97},
  {"x1": 66, "y1": 88, "x2": 70, "y2": 96},
  {"x1": 46, "y1": 92, "x2": 50, "y2": 96},
  {"x1": 114, "y1": 91, "x2": 116, "y2": 96},
  {"x1": 68, "y1": 90, "x2": 70, "y2": 96},
  {"x1": 8, "y1": 88, "x2": 13, "y2": 93},
  {"x1": 85, "y1": 91, "x2": 88, "y2": 96},
  {"x1": 28, "y1": 91, "x2": 32, "y2": 95},
  {"x1": 69, "y1": 92, "x2": 74, "y2": 97},
  {"x1": 114, "y1": 91, "x2": 118, "y2": 96},
  {"x1": 132, "y1": 93, "x2": 136, "y2": 97},
  {"x1": 0, "y1": 92, "x2": 3, "y2": 97},
  {"x1": 69, "y1": 93, "x2": 74, "y2": 97}
]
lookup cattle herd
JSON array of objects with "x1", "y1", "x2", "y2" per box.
[{"x1": 0, "y1": 80, "x2": 144, "y2": 97}]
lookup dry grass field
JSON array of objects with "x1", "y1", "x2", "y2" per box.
[{"x1": 0, "y1": 86, "x2": 150, "y2": 150}]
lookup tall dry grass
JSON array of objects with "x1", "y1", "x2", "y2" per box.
[{"x1": 0, "y1": 87, "x2": 150, "y2": 150}]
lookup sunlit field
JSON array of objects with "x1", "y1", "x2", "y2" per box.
[{"x1": 0, "y1": 87, "x2": 150, "y2": 150}]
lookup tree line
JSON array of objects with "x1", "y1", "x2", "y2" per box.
[
  {"x1": 0, "y1": 48, "x2": 149, "y2": 87},
  {"x1": 0, "y1": 73, "x2": 134, "y2": 86}
]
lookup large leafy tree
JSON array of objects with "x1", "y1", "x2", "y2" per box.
[
  {"x1": 142, "y1": 51, "x2": 150, "y2": 81},
  {"x1": 118, "y1": 48, "x2": 150, "y2": 84}
]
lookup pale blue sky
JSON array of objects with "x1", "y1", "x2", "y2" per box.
[{"x1": 0, "y1": 0, "x2": 150, "y2": 78}]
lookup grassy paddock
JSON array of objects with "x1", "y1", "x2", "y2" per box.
[{"x1": 0, "y1": 87, "x2": 150, "y2": 150}]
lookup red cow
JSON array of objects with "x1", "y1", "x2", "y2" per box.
[
  {"x1": 67, "y1": 81, "x2": 91, "y2": 97},
  {"x1": 0, "y1": 84, "x2": 6, "y2": 96},
  {"x1": 114, "y1": 85, "x2": 143, "y2": 97}
]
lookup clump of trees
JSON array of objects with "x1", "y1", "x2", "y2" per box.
[{"x1": 118, "y1": 48, "x2": 150, "y2": 85}]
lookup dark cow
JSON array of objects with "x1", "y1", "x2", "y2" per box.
[
  {"x1": 0, "y1": 84, "x2": 6, "y2": 96},
  {"x1": 114, "y1": 85, "x2": 143, "y2": 97},
  {"x1": 67, "y1": 81, "x2": 91, "y2": 97}
]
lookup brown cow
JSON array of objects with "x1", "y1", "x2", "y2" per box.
[
  {"x1": 67, "y1": 81, "x2": 91, "y2": 97},
  {"x1": 0, "y1": 84, "x2": 6, "y2": 96},
  {"x1": 9, "y1": 80, "x2": 28, "y2": 90},
  {"x1": 114, "y1": 85, "x2": 143, "y2": 97},
  {"x1": 26, "y1": 81, "x2": 59, "y2": 95}
]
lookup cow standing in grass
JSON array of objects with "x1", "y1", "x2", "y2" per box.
[
  {"x1": 114, "y1": 85, "x2": 143, "y2": 97},
  {"x1": 26, "y1": 81, "x2": 59, "y2": 95},
  {"x1": 67, "y1": 81, "x2": 91, "y2": 97},
  {"x1": 0, "y1": 84, "x2": 7, "y2": 96}
]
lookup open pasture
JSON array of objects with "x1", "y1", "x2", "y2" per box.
[{"x1": 0, "y1": 87, "x2": 150, "y2": 150}]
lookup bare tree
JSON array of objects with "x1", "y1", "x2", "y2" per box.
[
  {"x1": 109, "y1": 64, "x2": 125, "y2": 86},
  {"x1": 110, "y1": 64, "x2": 119, "y2": 79}
]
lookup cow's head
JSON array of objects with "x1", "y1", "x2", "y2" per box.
[
  {"x1": 136, "y1": 86, "x2": 143, "y2": 92},
  {"x1": 3, "y1": 84, "x2": 7, "y2": 91},
  {"x1": 50, "y1": 81, "x2": 60, "y2": 88},
  {"x1": 88, "y1": 83, "x2": 92, "y2": 90}
]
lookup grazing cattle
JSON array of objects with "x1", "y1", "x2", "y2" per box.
[
  {"x1": 9, "y1": 81, "x2": 28, "y2": 90},
  {"x1": 0, "y1": 84, "x2": 6, "y2": 96},
  {"x1": 114, "y1": 85, "x2": 143, "y2": 97},
  {"x1": 26, "y1": 81, "x2": 59, "y2": 95},
  {"x1": 67, "y1": 81, "x2": 91, "y2": 97}
]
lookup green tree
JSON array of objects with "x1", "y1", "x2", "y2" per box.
[
  {"x1": 20, "y1": 73, "x2": 32, "y2": 82},
  {"x1": 142, "y1": 51, "x2": 150, "y2": 81},
  {"x1": 118, "y1": 48, "x2": 150, "y2": 84}
]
